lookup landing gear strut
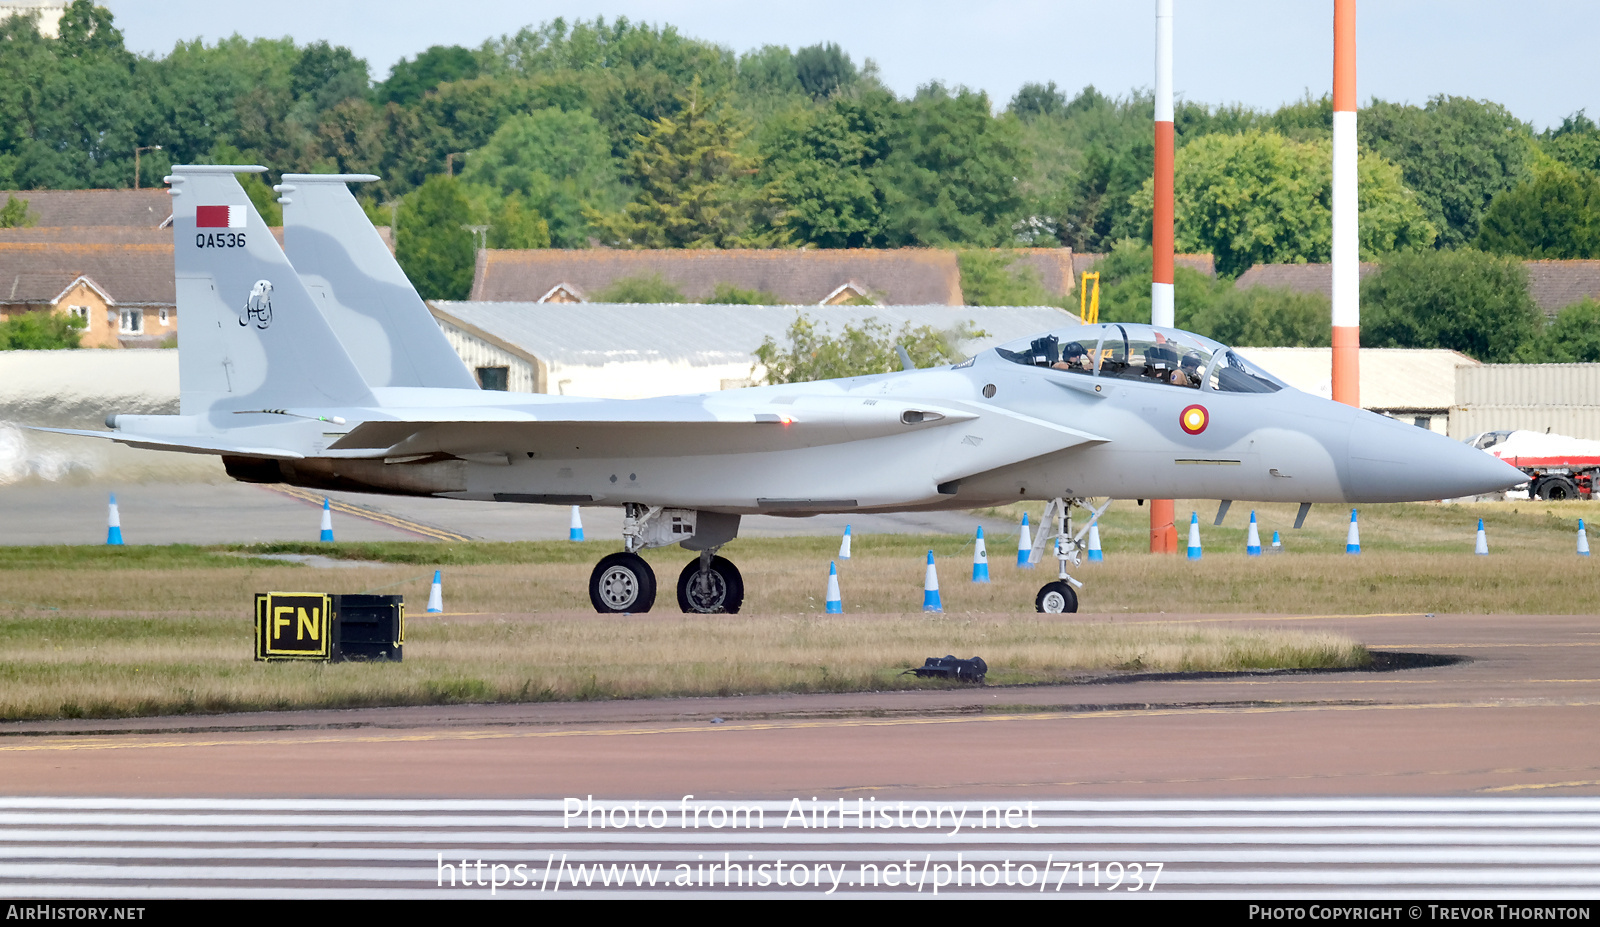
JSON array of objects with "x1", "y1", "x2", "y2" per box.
[
  {"x1": 1029, "y1": 497, "x2": 1112, "y2": 614},
  {"x1": 587, "y1": 504, "x2": 743, "y2": 614}
]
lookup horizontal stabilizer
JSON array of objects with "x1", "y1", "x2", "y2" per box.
[{"x1": 30, "y1": 426, "x2": 305, "y2": 459}]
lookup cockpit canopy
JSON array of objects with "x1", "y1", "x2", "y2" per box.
[{"x1": 995, "y1": 322, "x2": 1286, "y2": 394}]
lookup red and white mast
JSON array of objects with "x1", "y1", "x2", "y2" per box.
[
  {"x1": 1331, "y1": 0, "x2": 1360, "y2": 406},
  {"x1": 1150, "y1": 0, "x2": 1177, "y2": 554}
]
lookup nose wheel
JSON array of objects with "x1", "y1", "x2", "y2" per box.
[
  {"x1": 677, "y1": 555, "x2": 744, "y2": 614},
  {"x1": 1035, "y1": 581, "x2": 1078, "y2": 613},
  {"x1": 589, "y1": 552, "x2": 657, "y2": 613}
]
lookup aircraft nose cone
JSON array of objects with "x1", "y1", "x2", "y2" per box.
[{"x1": 1346, "y1": 413, "x2": 1528, "y2": 502}]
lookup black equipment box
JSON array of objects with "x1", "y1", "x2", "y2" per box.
[
  {"x1": 910, "y1": 655, "x2": 987, "y2": 683},
  {"x1": 255, "y1": 592, "x2": 404, "y2": 663}
]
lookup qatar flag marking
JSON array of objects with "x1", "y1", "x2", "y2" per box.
[{"x1": 196, "y1": 204, "x2": 246, "y2": 228}]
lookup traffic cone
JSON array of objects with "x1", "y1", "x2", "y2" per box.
[
  {"x1": 972, "y1": 527, "x2": 990, "y2": 582},
  {"x1": 1271, "y1": 530, "x2": 1282, "y2": 553},
  {"x1": 825, "y1": 561, "x2": 843, "y2": 613},
  {"x1": 569, "y1": 506, "x2": 584, "y2": 541},
  {"x1": 105, "y1": 493, "x2": 123, "y2": 546},
  {"x1": 1016, "y1": 513, "x2": 1032, "y2": 567},
  {"x1": 1346, "y1": 508, "x2": 1360, "y2": 555},
  {"x1": 1086, "y1": 517, "x2": 1104, "y2": 562},
  {"x1": 1475, "y1": 518, "x2": 1489, "y2": 556},
  {"x1": 1580, "y1": 519, "x2": 1591, "y2": 557},
  {"x1": 427, "y1": 569, "x2": 444, "y2": 612},
  {"x1": 922, "y1": 551, "x2": 942, "y2": 612},
  {"x1": 319, "y1": 497, "x2": 334, "y2": 542},
  {"x1": 1246, "y1": 511, "x2": 1262, "y2": 556},
  {"x1": 839, "y1": 524, "x2": 852, "y2": 560},
  {"x1": 1186, "y1": 511, "x2": 1202, "y2": 560}
]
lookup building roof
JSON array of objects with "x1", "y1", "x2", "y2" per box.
[
  {"x1": 1233, "y1": 262, "x2": 1380, "y2": 297},
  {"x1": 1524, "y1": 260, "x2": 1600, "y2": 315},
  {"x1": 1235, "y1": 347, "x2": 1479, "y2": 410},
  {"x1": 431, "y1": 301, "x2": 1079, "y2": 370},
  {"x1": 1072, "y1": 252, "x2": 1218, "y2": 278},
  {"x1": 471, "y1": 248, "x2": 968, "y2": 305},
  {"x1": 0, "y1": 241, "x2": 174, "y2": 307},
  {"x1": 0, "y1": 189, "x2": 172, "y2": 228}
]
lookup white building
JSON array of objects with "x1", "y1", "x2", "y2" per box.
[{"x1": 0, "y1": 0, "x2": 65, "y2": 37}]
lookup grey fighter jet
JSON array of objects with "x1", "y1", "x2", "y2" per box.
[{"x1": 38, "y1": 166, "x2": 1525, "y2": 614}]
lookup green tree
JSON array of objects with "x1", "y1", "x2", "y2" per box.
[
  {"x1": 459, "y1": 107, "x2": 621, "y2": 247},
  {"x1": 1359, "y1": 96, "x2": 1532, "y2": 249},
  {"x1": 1535, "y1": 298, "x2": 1600, "y2": 363},
  {"x1": 957, "y1": 250, "x2": 1054, "y2": 306},
  {"x1": 0, "y1": 311, "x2": 84, "y2": 349},
  {"x1": 759, "y1": 94, "x2": 890, "y2": 248},
  {"x1": 591, "y1": 78, "x2": 785, "y2": 248},
  {"x1": 487, "y1": 192, "x2": 551, "y2": 249},
  {"x1": 1125, "y1": 130, "x2": 1435, "y2": 277},
  {"x1": 1086, "y1": 240, "x2": 1222, "y2": 325},
  {"x1": 1541, "y1": 111, "x2": 1600, "y2": 174},
  {"x1": 1361, "y1": 249, "x2": 1541, "y2": 362},
  {"x1": 1475, "y1": 165, "x2": 1600, "y2": 259},
  {"x1": 1012, "y1": 86, "x2": 1154, "y2": 252},
  {"x1": 378, "y1": 45, "x2": 481, "y2": 106},
  {"x1": 793, "y1": 42, "x2": 856, "y2": 99},
  {"x1": 754, "y1": 315, "x2": 985, "y2": 384},
  {"x1": 593, "y1": 273, "x2": 685, "y2": 303},
  {"x1": 705, "y1": 283, "x2": 780, "y2": 304},
  {"x1": 0, "y1": 194, "x2": 35, "y2": 228},
  {"x1": 1184, "y1": 286, "x2": 1332, "y2": 347},
  {"x1": 396, "y1": 174, "x2": 475, "y2": 299}
]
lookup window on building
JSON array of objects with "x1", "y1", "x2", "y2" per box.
[
  {"x1": 119, "y1": 309, "x2": 143, "y2": 334},
  {"x1": 1413, "y1": 416, "x2": 1432, "y2": 430},
  {"x1": 66, "y1": 305, "x2": 90, "y2": 329},
  {"x1": 476, "y1": 366, "x2": 509, "y2": 391},
  {"x1": 158, "y1": 308, "x2": 169, "y2": 326}
]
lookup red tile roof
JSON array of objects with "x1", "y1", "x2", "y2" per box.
[{"x1": 0, "y1": 189, "x2": 172, "y2": 228}]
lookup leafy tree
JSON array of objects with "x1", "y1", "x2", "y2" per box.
[
  {"x1": 1359, "y1": 96, "x2": 1532, "y2": 249},
  {"x1": 957, "y1": 251, "x2": 1054, "y2": 306},
  {"x1": 591, "y1": 78, "x2": 785, "y2": 248},
  {"x1": 1184, "y1": 285, "x2": 1332, "y2": 347},
  {"x1": 705, "y1": 283, "x2": 780, "y2": 304},
  {"x1": 458, "y1": 107, "x2": 621, "y2": 247},
  {"x1": 759, "y1": 94, "x2": 890, "y2": 248},
  {"x1": 1125, "y1": 130, "x2": 1435, "y2": 276},
  {"x1": 1475, "y1": 165, "x2": 1600, "y2": 259},
  {"x1": 1361, "y1": 249, "x2": 1541, "y2": 362},
  {"x1": 1085, "y1": 240, "x2": 1220, "y2": 325},
  {"x1": 736, "y1": 45, "x2": 801, "y2": 99},
  {"x1": 876, "y1": 83, "x2": 1026, "y2": 247},
  {"x1": 1536, "y1": 298, "x2": 1600, "y2": 363},
  {"x1": 793, "y1": 42, "x2": 856, "y2": 99},
  {"x1": 0, "y1": 311, "x2": 84, "y2": 349},
  {"x1": 0, "y1": 194, "x2": 35, "y2": 228},
  {"x1": 1008, "y1": 82, "x2": 1067, "y2": 122},
  {"x1": 395, "y1": 174, "x2": 474, "y2": 299},
  {"x1": 593, "y1": 273, "x2": 684, "y2": 303},
  {"x1": 486, "y1": 192, "x2": 550, "y2": 249},
  {"x1": 1014, "y1": 86, "x2": 1153, "y2": 252},
  {"x1": 1541, "y1": 111, "x2": 1600, "y2": 174},
  {"x1": 480, "y1": 17, "x2": 736, "y2": 90},
  {"x1": 754, "y1": 315, "x2": 986, "y2": 384},
  {"x1": 378, "y1": 45, "x2": 481, "y2": 106},
  {"x1": 289, "y1": 40, "x2": 370, "y2": 111}
]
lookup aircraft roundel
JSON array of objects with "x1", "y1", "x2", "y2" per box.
[{"x1": 1179, "y1": 404, "x2": 1209, "y2": 435}]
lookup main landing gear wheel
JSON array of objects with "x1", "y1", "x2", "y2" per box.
[
  {"x1": 589, "y1": 552, "x2": 657, "y2": 614},
  {"x1": 677, "y1": 556, "x2": 744, "y2": 614},
  {"x1": 1035, "y1": 581, "x2": 1078, "y2": 614},
  {"x1": 1536, "y1": 476, "x2": 1580, "y2": 500}
]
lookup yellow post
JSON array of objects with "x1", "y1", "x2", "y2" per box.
[{"x1": 1079, "y1": 271, "x2": 1100, "y2": 324}]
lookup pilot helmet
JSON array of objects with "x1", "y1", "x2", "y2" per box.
[
  {"x1": 1063, "y1": 341, "x2": 1088, "y2": 360},
  {"x1": 1180, "y1": 351, "x2": 1202, "y2": 371}
]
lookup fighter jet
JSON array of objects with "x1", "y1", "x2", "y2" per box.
[{"x1": 38, "y1": 166, "x2": 1526, "y2": 614}]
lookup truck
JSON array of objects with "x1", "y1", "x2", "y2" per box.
[{"x1": 1468, "y1": 430, "x2": 1600, "y2": 500}]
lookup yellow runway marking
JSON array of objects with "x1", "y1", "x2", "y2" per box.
[
  {"x1": 9, "y1": 699, "x2": 1600, "y2": 754},
  {"x1": 261, "y1": 485, "x2": 472, "y2": 542},
  {"x1": 1480, "y1": 779, "x2": 1600, "y2": 793}
]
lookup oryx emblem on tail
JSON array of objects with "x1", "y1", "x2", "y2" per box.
[{"x1": 240, "y1": 280, "x2": 274, "y2": 329}]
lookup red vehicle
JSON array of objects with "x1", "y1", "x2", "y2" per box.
[{"x1": 1469, "y1": 430, "x2": 1600, "y2": 500}]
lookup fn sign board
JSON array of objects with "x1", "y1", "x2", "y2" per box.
[{"x1": 255, "y1": 592, "x2": 332, "y2": 661}]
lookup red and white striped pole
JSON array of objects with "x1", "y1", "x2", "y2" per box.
[
  {"x1": 1150, "y1": 0, "x2": 1177, "y2": 554},
  {"x1": 1331, "y1": 0, "x2": 1360, "y2": 407}
]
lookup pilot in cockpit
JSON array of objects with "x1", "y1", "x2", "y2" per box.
[{"x1": 1051, "y1": 341, "x2": 1093, "y2": 372}]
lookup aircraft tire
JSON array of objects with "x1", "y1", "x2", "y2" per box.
[
  {"x1": 1035, "y1": 581, "x2": 1078, "y2": 614},
  {"x1": 676, "y1": 556, "x2": 744, "y2": 614},
  {"x1": 1536, "y1": 476, "x2": 1580, "y2": 501},
  {"x1": 590, "y1": 552, "x2": 657, "y2": 613}
]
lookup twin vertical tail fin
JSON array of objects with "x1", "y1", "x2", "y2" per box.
[
  {"x1": 169, "y1": 166, "x2": 376, "y2": 417},
  {"x1": 277, "y1": 174, "x2": 477, "y2": 391}
]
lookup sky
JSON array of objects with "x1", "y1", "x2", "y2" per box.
[{"x1": 103, "y1": 0, "x2": 1600, "y2": 131}]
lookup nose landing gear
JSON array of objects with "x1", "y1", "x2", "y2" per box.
[{"x1": 1029, "y1": 496, "x2": 1111, "y2": 613}]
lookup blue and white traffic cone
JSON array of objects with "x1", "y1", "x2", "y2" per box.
[
  {"x1": 1475, "y1": 518, "x2": 1489, "y2": 556},
  {"x1": 825, "y1": 561, "x2": 843, "y2": 613},
  {"x1": 105, "y1": 493, "x2": 123, "y2": 546},
  {"x1": 569, "y1": 505, "x2": 584, "y2": 541},
  {"x1": 427, "y1": 569, "x2": 444, "y2": 612},
  {"x1": 319, "y1": 497, "x2": 334, "y2": 542},
  {"x1": 1016, "y1": 513, "x2": 1032, "y2": 567},
  {"x1": 1086, "y1": 517, "x2": 1104, "y2": 562},
  {"x1": 1246, "y1": 511, "x2": 1262, "y2": 556},
  {"x1": 1271, "y1": 530, "x2": 1282, "y2": 553},
  {"x1": 922, "y1": 551, "x2": 942, "y2": 613},
  {"x1": 972, "y1": 527, "x2": 990, "y2": 582},
  {"x1": 839, "y1": 524, "x2": 852, "y2": 560},
  {"x1": 1346, "y1": 508, "x2": 1360, "y2": 555},
  {"x1": 1580, "y1": 519, "x2": 1591, "y2": 557},
  {"x1": 1186, "y1": 511, "x2": 1202, "y2": 560}
]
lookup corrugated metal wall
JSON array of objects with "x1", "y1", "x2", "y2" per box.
[
  {"x1": 1451, "y1": 364, "x2": 1600, "y2": 439},
  {"x1": 437, "y1": 321, "x2": 540, "y2": 393}
]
